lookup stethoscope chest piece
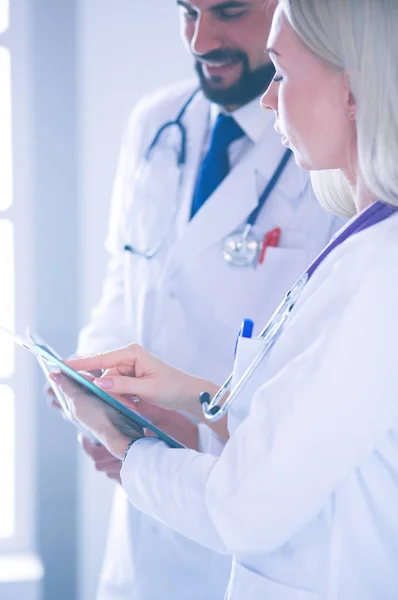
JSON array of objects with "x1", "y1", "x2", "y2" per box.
[{"x1": 222, "y1": 230, "x2": 260, "y2": 268}]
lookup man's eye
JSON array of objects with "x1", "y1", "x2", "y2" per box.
[
  {"x1": 273, "y1": 75, "x2": 283, "y2": 83},
  {"x1": 181, "y1": 7, "x2": 198, "y2": 20},
  {"x1": 218, "y1": 9, "x2": 248, "y2": 20}
]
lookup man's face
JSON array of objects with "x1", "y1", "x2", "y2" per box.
[{"x1": 177, "y1": 0, "x2": 277, "y2": 108}]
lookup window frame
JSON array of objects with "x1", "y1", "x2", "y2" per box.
[{"x1": 0, "y1": 0, "x2": 37, "y2": 555}]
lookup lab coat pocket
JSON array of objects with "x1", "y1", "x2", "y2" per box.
[
  {"x1": 228, "y1": 336, "x2": 271, "y2": 434},
  {"x1": 216, "y1": 245, "x2": 307, "y2": 332},
  {"x1": 255, "y1": 246, "x2": 307, "y2": 305},
  {"x1": 226, "y1": 561, "x2": 318, "y2": 600}
]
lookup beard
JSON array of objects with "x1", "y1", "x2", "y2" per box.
[{"x1": 194, "y1": 49, "x2": 275, "y2": 107}]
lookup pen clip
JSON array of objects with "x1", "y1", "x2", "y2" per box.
[{"x1": 258, "y1": 227, "x2": 281, "y2": 265}]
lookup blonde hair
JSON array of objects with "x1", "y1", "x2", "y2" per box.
[{"x1": 280, "y1": 0, "x2": 398, "y2": 216}]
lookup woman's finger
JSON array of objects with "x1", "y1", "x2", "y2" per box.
[
  {"x1": 67, "y1": 344, "x2": 144, "y2": 374},
  {"x1": 143, "y1": 428, "x2": 157, "y2": 438},
  {"x1": 94, "y1": 374, "x2": 153, "y2": 398},
  {"x1": 50, "y1": 372, "x2": 154, "y2": 409}
]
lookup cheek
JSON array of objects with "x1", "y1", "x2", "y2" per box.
[
  {"x1": 278, "y1": 82, "x2": 349, "y2": 169},
  {"x1": 237, "y1": 17, "x2": 273, "y2": 68},
  {"x1": 306, "y1": 87, "x2": 351, "y2": 167},
  {"x1": 278, "y1": 85, "x2": 310, "y2": 139}
]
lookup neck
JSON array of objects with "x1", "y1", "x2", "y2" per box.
[
  {"x1": 355, "y1": 174, "x2": 377, "y2": 213},
  {"x1": 223, "y1": 104, "x2": 242, "y2": 112},
  {"x1": 343, "y1": 165, "x2": 376, "y2": 213}
]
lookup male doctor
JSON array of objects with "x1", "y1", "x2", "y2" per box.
[{"x1": 76, "y1": 1, "x2": 342, "y2": 598}]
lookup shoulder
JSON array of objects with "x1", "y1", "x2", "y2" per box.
[
  {"x1": 301, "y1": 210, "x2": 398, "y2": 314},
  {"x1": 335, "y1": 210, "x2": 398, "y2": 281},
  {"x1": 264, "y1": 210, "x2": 398, "y2": 397}
]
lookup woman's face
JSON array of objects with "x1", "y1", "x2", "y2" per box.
[{"x1": 261, "y1": 5, "x2": 356, "y2": 174}]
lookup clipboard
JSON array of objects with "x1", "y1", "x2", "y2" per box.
[{"x1": 0, "y1": 327, "x2": 185, "y2": 449}]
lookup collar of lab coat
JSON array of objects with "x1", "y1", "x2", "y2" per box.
[
  {"x1": 210, "y1": 95, "x2": 269, "y2": 145},
  {"x1": 163, "y1": 91, "x2": 301, "y2": 277}
]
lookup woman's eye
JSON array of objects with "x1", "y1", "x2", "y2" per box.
[{"x1": 273, "y1": 75, "x2": 283, "y2": 83}]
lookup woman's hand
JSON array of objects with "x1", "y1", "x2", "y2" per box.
[
  {"x1": 51, "y1": 373, "x2": 134, "y2": 458},
  {"x1": 51, "y1": 369, "x2": 200, "y2": 458},
  {"x1": 66, "y1": 344, "x2": 218, "y2": 414},
  {"x1": 64, "y1": 345, "x2": 229, "y2": 442}
]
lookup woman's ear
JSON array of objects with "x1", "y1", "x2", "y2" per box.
[
  {"x1": 342, "y1": 73, "x2": 356, "y2": 120},
  {"x1": 348, "y1": 91, "x2": 356, "y2": 120}
]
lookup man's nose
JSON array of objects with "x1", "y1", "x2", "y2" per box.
[{"x1": 191, "y1": 13, "x2": 223, "y2": 56}]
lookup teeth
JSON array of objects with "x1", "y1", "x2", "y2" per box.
[{"x1": 202, "y1": 61, "x2": 233, "y2": 68}]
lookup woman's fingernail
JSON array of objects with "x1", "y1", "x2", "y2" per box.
[
  {"x1": 95, "y1": 378, "x2": 113, "y2": 390},
  {"x1": 51, "y1": 374, "x2": 61, "y2": 385},
  {"x1": 127, "y1": 395, "x2": 140, "y2": 403}
]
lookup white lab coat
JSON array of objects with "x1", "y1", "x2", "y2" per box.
[
  {"x1": 121, "y1": 213, "x2": 398, "y2": 600},
  {"x1": 78, "y1": 80, "x2": 342, "y2": 600}
]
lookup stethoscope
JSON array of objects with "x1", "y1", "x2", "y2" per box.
[
  {"x1": 124, "y1": 88, "x2": 292, "y2": 267},
  {"x1": 222, "y1": 148, "x2": 291, "y2": 267},
  {"x1": 200, "y1": 200, "x2": 398, "y2": 421}
]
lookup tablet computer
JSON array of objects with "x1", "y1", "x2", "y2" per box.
[
  {"x1": 1, "y1": 327, "x2": 185, "y2": 449},
  {"x1": 27, "y1": 329, "x2": 100, "y2": 445},
  {"x1": 27, "y1": 329, "x2": 75, "y2": 418}
]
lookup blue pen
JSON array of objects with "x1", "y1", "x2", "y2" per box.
[{"x1": 234, "y1": 318, "x2": 254, "y2": 358}]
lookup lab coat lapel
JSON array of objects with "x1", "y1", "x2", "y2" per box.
[{"x1": 164, "y1": 123, "x2": 298, "y2": 277}]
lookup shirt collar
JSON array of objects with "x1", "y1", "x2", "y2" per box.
[{"x1": 209, "y1": 95, "x2": 273, "y2": 144}]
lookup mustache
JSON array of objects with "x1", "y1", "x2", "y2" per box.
[{"x1": 193, "y1": 48, "x2": 247, "y2": 64}]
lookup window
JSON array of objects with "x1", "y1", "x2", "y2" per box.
[
  {"x1": 0, "y1": 0, "x2": 15, "y2": 541},
  {"x1": 0, "y1": 0, "x2": 9, "y2": 35}
]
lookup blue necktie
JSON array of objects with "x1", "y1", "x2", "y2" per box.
[{"x1": 191, "y1": 114, "x2": 245, "y2": 218}]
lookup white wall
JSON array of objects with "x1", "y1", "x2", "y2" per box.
[{"x1": 77, "y1": 3, "x2": 192, "y2": 598}]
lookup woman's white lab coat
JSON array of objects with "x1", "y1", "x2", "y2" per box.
[
  {"x1": 121, "y1": 213, "x2": 398, "y2": 600},
  {"x1": 78, "y1": 82, "x2": 343, "y2": 600}
]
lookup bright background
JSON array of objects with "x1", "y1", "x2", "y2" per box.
[{"x1": 0, "y1": 1, "x2": 191, "y2": 599}]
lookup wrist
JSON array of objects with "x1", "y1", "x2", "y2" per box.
[
  {"x1": 180, "y1": 377, "x2": 219, "y2": 417},
  {"x1": 122, "y1": 438, "x2": 137, "y2": 462},
  {"x1": 104, "y1": 432, "x2": 132, "y2": 460}
]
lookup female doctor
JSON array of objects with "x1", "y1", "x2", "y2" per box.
[{"x1": 58, "y1": 1, "x2": 398, "y2": 598}]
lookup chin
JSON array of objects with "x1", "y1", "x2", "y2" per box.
[
  {"x1": 288, "y1": 152, "x2": 309, "y2": 171},
  {"x1": 205, "y1": 77, "x2": 229, "y2": 89},
  {"x1": 287, "y1": 145, "x2": 313, "y2": 171}
]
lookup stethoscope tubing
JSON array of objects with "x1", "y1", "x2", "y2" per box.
[
  {"x1": 245, "y1": 148, "x2": 292, "y2": 228},
  {"x1": 202, "y1": 200, "x2": 398, "y2": 421},
  {"x1": 145, "y1": 88, "x2": 201, "y2": 166},
  {"x1": 125, "y1": 89, "x2": 291, "y2": 264},
  {"x1": 200, "y1": 274, "x2": 308, "y2": 420}
]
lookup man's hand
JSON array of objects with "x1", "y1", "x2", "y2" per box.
[
  {"x1": 44, "y1": 382, "x2": 68, "y2": 417},
  {"x1": 80, "y1": 435, "x2": 122, "y2": 484}
]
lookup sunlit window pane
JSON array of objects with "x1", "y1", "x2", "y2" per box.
[
  {"x1": 0, "y1": 220, "x2": 14, "y2": 376},
  {"x1": 0, "y1": 385, "x2": 15, "y2": 538},
  {"x1": 0, "y1": 46, "x2": 12, "y2": 210},
  {"x1": 0, "y1": 0, "x2": 9, "y2": 35}
]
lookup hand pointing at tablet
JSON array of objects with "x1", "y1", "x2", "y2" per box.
[{"x1": 51, "y1": 371, "x2": 199, "y2": 458}]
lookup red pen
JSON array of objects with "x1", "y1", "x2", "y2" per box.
[{"x1": 258, "y1": 227, "x2": 281, "y2": 265}]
